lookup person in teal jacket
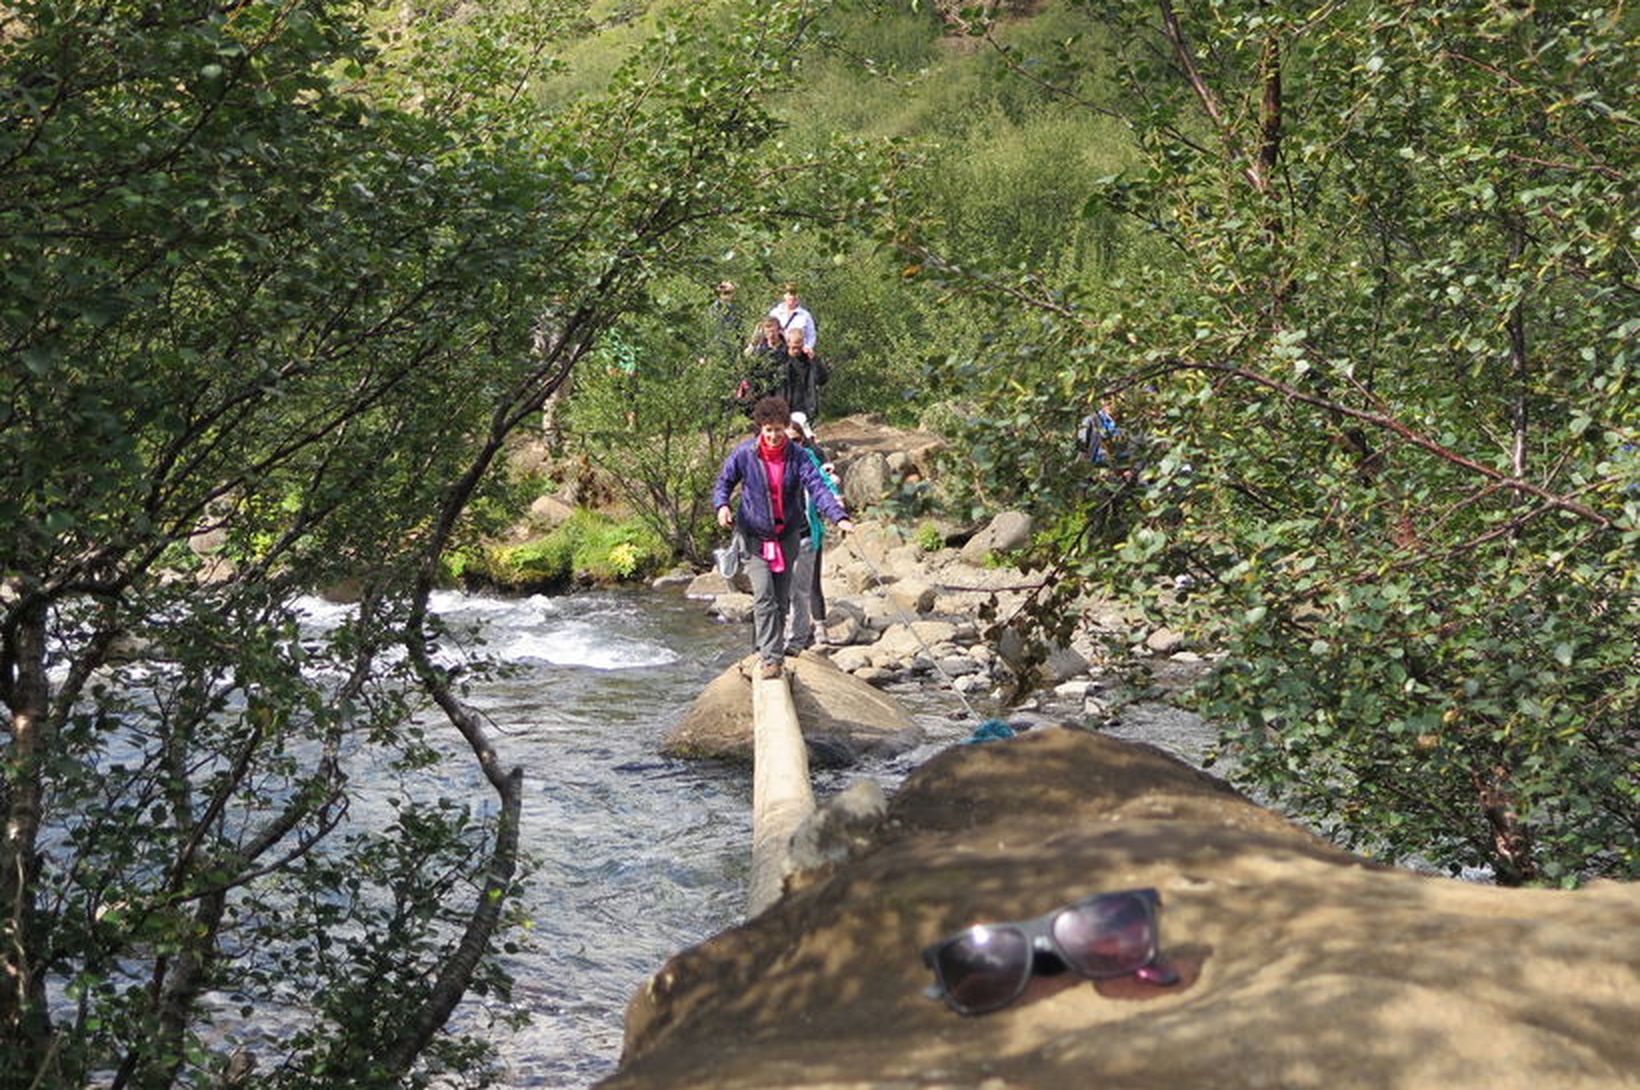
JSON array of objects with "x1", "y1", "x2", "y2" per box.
[{"x1": 783, "y1": 411, "x2": 839, "y2": 654}]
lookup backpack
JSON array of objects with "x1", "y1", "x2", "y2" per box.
[{"x1": 1077, "y1": 410, "x2": 1118, "y2": 464}]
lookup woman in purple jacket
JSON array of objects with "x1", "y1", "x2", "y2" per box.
[{"x1": 714, "y1": 397, "x2": 854, "y2": 679}]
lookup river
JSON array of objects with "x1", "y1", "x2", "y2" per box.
[{"x1": 315, "y1": 586, "x2": 989, "y2": 1089}]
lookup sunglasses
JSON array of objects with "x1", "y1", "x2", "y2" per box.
[{"x1": 921, "y1": 888, "x2": 1179, "y2": 1015}]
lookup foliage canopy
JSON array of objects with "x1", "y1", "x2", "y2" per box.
[
  {"x1": 0, "y1": 0, "x2": 820, "y2": 1083},
  {"x1": 888, "y1": 0, "x2": 1637, "y2": 884}
]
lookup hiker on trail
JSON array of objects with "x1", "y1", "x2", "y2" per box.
[
  {"x1": 714, "y1": 397, "x2": 853, "y2": 680},
  {"x1": 1076, "y1": 399, "x2": 1120, "y2": 466},
  {"x1": 782, "y1": 410, "x2": 839, "y2": 655},
  {"x1": 735, "y1": 317, "x2": 787, "y2": 411},
  {"x1": 768, "y1": 283, "x2": 816, "y2": 351},
  {"x1": 709, "y1": 280, "x2": 744, "y2": 363},
  {"x1": 780, "y1": 325, "x2": 827, "y2": 422}
]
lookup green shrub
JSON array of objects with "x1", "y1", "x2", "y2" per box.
[{"x1": 479, "y1": 511, "x2": 667, "y2": 590}]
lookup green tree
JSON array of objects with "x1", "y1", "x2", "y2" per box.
[
  {"x1": 0, "y1": 0, "x2": 816, "y2": 1084},
  {"x1": 893, "y1": 0, "x2": 1637, "y2": 883}
]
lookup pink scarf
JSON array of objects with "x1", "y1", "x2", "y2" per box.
[{"x1": 757, "y1": 436, "x2": 788, "y2": 572}]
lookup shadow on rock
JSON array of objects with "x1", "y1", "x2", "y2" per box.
[{"x1": 604, "y1": 728, "x2": 1640, "y2": 1090}]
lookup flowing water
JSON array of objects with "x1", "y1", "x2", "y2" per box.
[{"x1": 329, "y1": 587, "x2": 988, "y2": 1089}]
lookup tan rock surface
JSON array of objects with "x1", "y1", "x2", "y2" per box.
[
  {"x1": 605, "y1": 728, "x2": 1640, "y2": 1090},
  {"x1": 663, "y1": 654, "x2": 923, "y2": 766}
]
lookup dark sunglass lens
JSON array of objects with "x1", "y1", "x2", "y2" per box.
[
  {"x1": 1052, "y1": 894, "x2": 1156, "y2": 977},
  {"x1": 936, "y1": 926, "x2": 1032, "y2": 1013}
]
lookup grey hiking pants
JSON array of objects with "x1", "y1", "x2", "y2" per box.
[{"x1": 745, "y1": 526, "x2": 803, "y2": 665}]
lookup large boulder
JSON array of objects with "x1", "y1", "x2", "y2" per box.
[
  {"x1": 663, "y1": 654, "x2": 923, "y2": 766},
  {"x1": 527, "y1": 492, "x2": 576, "y2": 528},
  {"x1": 605, "y1": 728, "x2": 1640, "y2": 1090},
  {"x1": 840, "y1": 451, "x2": 893, "y2": 512},
  {"x1": 960, "y1": 509, "x2": 1033, "y2": 564},
  {"x1": 996, "y1": 624, "x2": 1090, "y2": 685}
]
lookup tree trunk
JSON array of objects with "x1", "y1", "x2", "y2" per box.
[{"x1": 1, "y1": 601, "x2": 54, "y2": 1084}]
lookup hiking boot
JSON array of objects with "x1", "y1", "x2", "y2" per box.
[{"x1": 759, "y1": 660, "x2": 783, "y2": 680}]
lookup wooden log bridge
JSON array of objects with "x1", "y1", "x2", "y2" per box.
[{"x1": 747, "y1": 672, "x2": 816, "y2": 915}]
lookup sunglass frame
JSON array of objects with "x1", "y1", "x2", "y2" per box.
[{"x1": 921, "y1": 887, "x2": 1165, "y2": 1015}]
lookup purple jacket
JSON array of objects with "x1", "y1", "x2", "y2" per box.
[{"x1": 713, "y1": 438, "x2": 849, "y2": 542}]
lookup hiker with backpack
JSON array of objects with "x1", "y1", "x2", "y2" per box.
[
  {"x1": 735, "y1": 317, "x2": 787, "y2": 413},
  {"x1": 768, "y1": 283, "x2": 816, "y2": 351},
  {"x1": 1076, "y1": 399, "x2": 1120, "y2": 466}
]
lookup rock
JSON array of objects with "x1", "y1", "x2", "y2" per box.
[
  {"x1": 996, "y1": 626, "x2": 1090, "y2": 686},
  {"x1": 824, "y1": 614, "x2": 868, "y2": 647},
  {"x1": 885, "y1": 450, "x2": 912, "y2": 475},
  {"x1": 708, "y1": 592, "x2": 755, "y2": 624},
  {"x1": 528, "y1": 493, "x2": 576, "y2": 527},
  {"x1": 934, "y1": 655, "x2": 980, "y2": 678},
  {"x1": 841, "y1": 521, "x2": 904, "y2": 566},
  {"x1": 1054, "y1": 679, "x2": 1094, "y2": 698},
  {"x1": 815, "y1": 414, "x2": 946, "y2": 485},
  {"x1": 683, "y1": 572, "x2": 732, "y2": 599},
  {"x1": 664, "y1": 655, "x2": 923, "y2": 766},
  {"x1": 842, "y1": 452, "x2": 893, "y2": 512},
  {"x1": 836, "y1": 561, "x2": 888, "y2": 594},
  {"x1": 874, "y1": 621, "x2": 959, "y2": 661},
  {"x1": 883, "y1": 544, "x2": 925, "y2": 578},
  {"x1": 650, "y1": 569, "x2": 694, "y2": 590},
  {"x1": 188, "y1": 525, "x2": 228, "y2": 560},
  {"x1": 884, "y1": 579, "x2": 935, "y2": 616},
  {"x1": 786, "y1": 779, "x2": 889, "y2": 873},
  {"x1": 953, "y1": 674, "x2": 991, "y2": 694},
  {"x1": 934, "y1": 589, "x2": 992, "y2": 616},
  {"x1": 1145, "y1": 627, "x2": 1187, "y2": 654},
  {"x1": 609, "y1": 728, "x2": 1640, "y2": 1090},
  {"x1": 959, "y1": 509, "x2": 1033, "y2": 565},
  {"x1": 188, "y1": 525, "x2": 235, "y2": 583},
  {"x1": 827, "y1": 645, "x2": 873, "y2": 673},
  {"x1": 854, "y1": 595, "x2": 901, "y2": 632}
]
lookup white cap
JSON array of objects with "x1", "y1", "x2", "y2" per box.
[{"x1": 789, "y1": 411, "x2": 815, "y2": 439}]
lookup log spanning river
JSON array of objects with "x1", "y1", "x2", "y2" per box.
[{"x1": 296, "y1": 587, "x2": 988, "y2": 1089}]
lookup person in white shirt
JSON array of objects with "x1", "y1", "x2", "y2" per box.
[{"x1": 768, "y1": 282, "x2": 816, "y2": 351}]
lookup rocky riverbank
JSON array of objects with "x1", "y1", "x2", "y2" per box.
[
  {"x1": 671, "y1": 413, "x2": 1204, "y2": 751},
  {"x1": 611, "y1": 415, "x2": 1640, "y2": 1090}
]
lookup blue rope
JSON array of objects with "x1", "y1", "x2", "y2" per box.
[{"x1": 962, "y1": 718, "x2": 1015, "y2": 744}]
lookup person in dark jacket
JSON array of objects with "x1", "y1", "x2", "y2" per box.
[
  {"x1": 735, "y1": 317, "x2": 787, "y2": 413},
  {"x1": 780, "y1": 325, "x2": 827, "y2": 422},
  {"x1": 714, "y1": 397, "x2": 854, "y2": 678}
]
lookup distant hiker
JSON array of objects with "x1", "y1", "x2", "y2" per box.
[
  {"x1": 714, "y1": 397, "x2": 853, "y2": 679},
  {"x1": 1076, "y1": 400, "x2": 1120, "y2": 465},
  {"x1": 783, "y1": 411, "x2": 839, "y2": 655},
  {"x1": 711, "y1": 280, "x2": 742, "y2": 330},
  {"x1": 744, "y1": 315, "x2": 784, "y2": 358},
  {"x1": 709, "y1": 280, "x2": 743, "y2": 362},
  {"x1": 780, "y1": 325, "x2": 828, "y2": 422},
  {"x1": 768, "y1": 282, "x2": 817, "y2": 351},
  {"x1": 735, "y1": 317, "x2": 787, "y2": 410}
]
